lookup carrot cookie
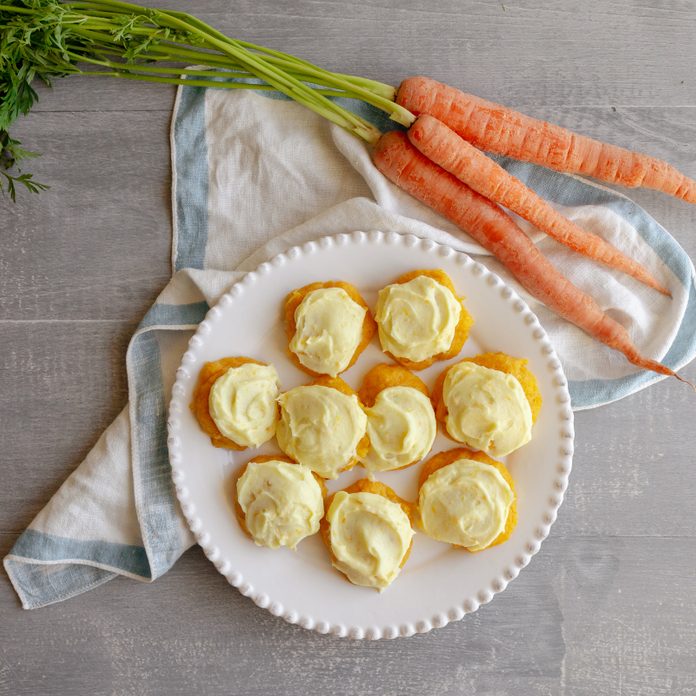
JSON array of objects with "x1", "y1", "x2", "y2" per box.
[
  {"x1": 276, "y1": 376, "x2": 368, "y2": 479},
  {"x1": 191, "y1": 357, "x2": 280, "y2": 449},
  {"x1": 321, "y1": 479, "x2": 414, "y2": 591},
  {"x1": 432, "y1": 352, "x2": 542, "y2": 457},
  {"x1": 284, "y1": 281, "x2": 376, "y2": 377},
  {"x1": 358, "y1": 364, "x2": 436, "y2": 472},
  {"x1": 375, "y1": 269, "x2": 474, "y2": 370},
  {"x1": 417, "y1": 448, "x2": 517, "y2": 552},
  {"x1": 235, "y1": 455, "x2": 326, "y2": 550}
]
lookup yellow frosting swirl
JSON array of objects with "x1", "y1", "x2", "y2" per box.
[
  {"x1": 419, "y1": 459, "x2": 513, "y2": 551},
  {"x1": 236, "y1": 460, "x2": 323, "y2": 549},
  {"x1": 289, "y1": 287, "x2": 366, "y2": 376},
  {"x1": 276, "y1": 385, "x2": 367, "y2": 479},
  {"x1": 361, "y1": 386, "x2": 436, "y2": 472},
  {"x1": 209, "y1": 363, "x2": 280, "y2": 447},
  {"x1": 327, "y1": 491, "x2": 413, "y2": 590},
  {"x1": 443, "y1": 361, "x2": 532, "y2": 456},
  {"x1": 376, "y1": 275, "x2": 462, "y2": 362}
]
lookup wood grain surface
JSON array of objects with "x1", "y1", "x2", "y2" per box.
[{"x1": 1, "y1": 1, "x2": 695, "y2": 694}]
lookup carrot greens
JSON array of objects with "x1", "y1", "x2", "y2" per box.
[{"x1": 0, "y1": 0, "x2": 414, "y2": 198}]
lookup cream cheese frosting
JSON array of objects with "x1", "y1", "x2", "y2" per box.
[
  {"x1": 419, "y1": 458, "x2": 514, "y2": 551},
  {"x1": 289, "y1": 287, "x2": 366, "y2": 376},
  {"x1": 276, "y1": 385, "x2": 367, "y2": 479},
  {"x1": 376, "y1": 275, "x2": 462, "y2": 362},
  {"x1": 326, "y1": 491, "x2": 413, "y2": 590},
  {"x1": 208, "y1": 362, "x2": 280, "y2": 447},
  {"x1": 361, "y1": 386, "x2": 436, "y2": 472},
  {"x1": 236, "y1": 460, "x2": 323, "y2": 549},
  {"x1": 443, "y1": 361, "x2": 532, "y2": 456}
]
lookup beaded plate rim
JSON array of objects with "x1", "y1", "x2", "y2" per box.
[{"x1": 167, "y1": 230, "x2": 574, "y2": 640}]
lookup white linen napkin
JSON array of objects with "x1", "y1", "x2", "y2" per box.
[{"x1": 4, "y1": 85, "x2": 694, "y2": 609}]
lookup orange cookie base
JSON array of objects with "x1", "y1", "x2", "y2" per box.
[
  {"x1": 418, "y1": 447, "x2": 517, "y2": 552},
  {"x1": 358, "y1": 363, "x2": 431, "y2": 472},
  {"x1": 380, "y1": 269, "x2": 474, "y2": 371},
  {"x1": 190, "y1": 356, "x2": 267, "y2": 450},
  {"x1": 432, "y1": 352, "x2": 543, "y2": 438},
  {"x1": 305, "y1": 376, "x2": 370, "y2": 470},
  {"x1": 233, "y1": 454, "x2": 327, "y2": 543},
  {"x1": 320, "y1": 479, "x2": 415, "y2": 585},
  {"x1": 284, "y1": 281, "x2": 377, "y2": 377},
  {"x1": 358, "y1": 363, "x2": 429, "y2": 407}
]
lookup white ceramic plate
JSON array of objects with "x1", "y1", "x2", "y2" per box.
[{"x1": 167, "y1": 230, "x2": 574, "y2": 639}]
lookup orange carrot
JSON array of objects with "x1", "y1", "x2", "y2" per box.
[
  {"x1": 407, "y1": 114, "x2": 670, "y2": 296},
  {"x1": 372, "y1": 131, "x2": 689, "y2": 384},
  {"x1": 397, "y1": 76, "x2": 696, "y2": 204}
]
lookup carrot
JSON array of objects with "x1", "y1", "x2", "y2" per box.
[
  {"x1": 372, "y1": 131, "x2": 690, "y2": 384},
  {"x1": 396, "y1": 76, "x2": 696, "y2": 204},
  {"x1": 407, "y1": 114, "x2": 670, "y2": 296}
]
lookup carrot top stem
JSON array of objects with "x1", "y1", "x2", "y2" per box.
[{"x1": 2, "y1": 0, "x2": 416, "y2": 198}]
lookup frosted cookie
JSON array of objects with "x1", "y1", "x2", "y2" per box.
[
  {"x1": 432, "y1": 352, "x2": 542, "y2": 457},
  {"x1": 284, "y1": 281, "x2": 376, "y2": 377},
  {"x1": 417, "y1": 448, "x2": 517, "y2": 552},
  {"x1": 235, "y1": 455, "x2": 326, "y2": 549},
  {"x1": 276, "y1": 376, "x2": 368, "y2": 479},
  {"x1": 375, "y1": 269, "x2": 473, "y2": 370},
  {"x1": 358, "y1": 364, "x2": 436, "y2": 472},
  {"x1": 191, "y1": 357, "x2": 280, "y2": 449},
  {"x1": 321, "y1": 479, "x2": 414, "y2": 591}
]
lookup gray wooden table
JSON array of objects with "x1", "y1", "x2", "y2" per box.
[{"x1": 2, "y1": 1, "x2": 695, "y2": 694}]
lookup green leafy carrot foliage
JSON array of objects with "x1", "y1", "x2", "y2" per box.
[{"x1": 0, "y1": 0, "x2": 412, "y2": 199}]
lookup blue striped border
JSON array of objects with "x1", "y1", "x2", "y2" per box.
[
  {"x1": 129, "y1": 330, "x2": 185, "y2": 577},
  {"x1": 138, "y1": 301, "x2": 209, "y2": 330},
  {"x1": 128, "y1": 300, "x2": 210, "y2": 577},
  {"x1": 4, "y1": 557, "x2": 116, "y2": 609},
  {"x1": 173, "y1": 84, "x2": 210, "y2": 271},
  {"x1": 10, "y1": 529, "x2": 150, "y2": 577}
]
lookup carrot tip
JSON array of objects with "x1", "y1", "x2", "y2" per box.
[{"x1": 673, "y1": 371, "x2": 696, "y2": 391}]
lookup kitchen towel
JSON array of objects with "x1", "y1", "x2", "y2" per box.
[{"x1": 5, "y1": 84, "x2": 695, "y2": 608}]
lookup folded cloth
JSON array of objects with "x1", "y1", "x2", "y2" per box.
[{"x1": 5, "y1": 84, "x2": 695, "y2": 609}]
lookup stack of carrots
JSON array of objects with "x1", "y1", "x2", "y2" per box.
[{"x1": 371, "y1": 77, "x2": 696, "y2": 386}]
